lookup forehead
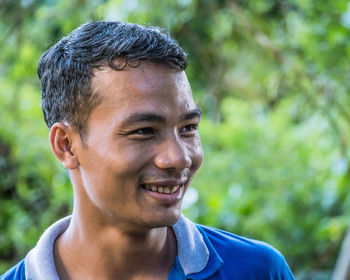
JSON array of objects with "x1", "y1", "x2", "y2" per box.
[{"x1": 91, "y1": 62, "x2": 196, "y2": 116}]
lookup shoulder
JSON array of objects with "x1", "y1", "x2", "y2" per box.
[
  {"x1": 197, "y1": 224, "x2": 284, "y2": 262},
  {"x1": 0, "y1": 260, "x2": 25, "y2": 280},
  {"x1": 196, "y1": 224, "x2": 294, "y2": 279}
]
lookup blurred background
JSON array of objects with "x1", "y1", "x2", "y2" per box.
[{"x1": 1, "y1": 0, "x2": 350, "y2": 279}]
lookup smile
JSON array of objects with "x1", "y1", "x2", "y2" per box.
[{"x1": 143, "y1": 185, "x2": 182, "y2": 194}]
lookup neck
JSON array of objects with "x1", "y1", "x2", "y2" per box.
[{"x1": 54, "y1": 210, "x2": 177, "y2": 280}]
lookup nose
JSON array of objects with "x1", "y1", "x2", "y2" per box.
[{"x1": 154, "y1": 136, "x2": 192, "y2": 171}]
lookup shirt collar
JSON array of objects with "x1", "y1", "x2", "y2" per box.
[
  {"x1": 25, "y1": 216, "x2": 70, "y2": 280},
  {"x1": 172, "y1": 215, "x2": 209, "y2": 275},
  {"x1": 173, "y1": 216, "x2": 223, "y2": 279},
  {"x1": 25, "y1": 215, "x2": 222, "y2": 280}
]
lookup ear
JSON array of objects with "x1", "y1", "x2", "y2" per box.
[{"x1": 49, "y1": 122, "x2": 80, "y2": 170}]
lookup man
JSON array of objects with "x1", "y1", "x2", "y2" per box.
[{"x1": 1, "y1": 21, "x2": 294, "y2": 280}]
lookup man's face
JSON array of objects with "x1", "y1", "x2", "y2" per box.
[{"x1": 73, "y1": 62, "x2": 203, "y2": 229}]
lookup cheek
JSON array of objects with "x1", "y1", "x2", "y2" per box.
[
  {"x1": 189, "y1": 137, "x2": 203, "y2": 172},
  {"x1": 114, "y1": 145, "x2": 154, "y2": 175}
]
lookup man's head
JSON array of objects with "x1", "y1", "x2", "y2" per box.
[
  {"x1": 40, "y1": 22, "x2": 203, "y2": 228},
  {"x1": 38, "y1": 21, "x2": 187, "y2": 140}
]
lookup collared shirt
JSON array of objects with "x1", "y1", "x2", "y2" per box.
[{"x1": 0, "y1": 215, "x2": 294, "y2": 279}]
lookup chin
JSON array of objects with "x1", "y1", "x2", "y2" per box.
[{"x1": 143, "y1": 208, "x2": 182, "y2": 228}]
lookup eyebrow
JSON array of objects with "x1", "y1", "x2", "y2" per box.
[
  {"x1": 121, "y1": 113, "x2": 166, "y2": 126},
  {"x1": 180, "y1": 108, "x2": 202, "y2": 121},
  {"x1": 120, "y1": 107, "x2": 202, "y2": 127}
]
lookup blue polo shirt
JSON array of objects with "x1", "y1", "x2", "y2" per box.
[{"x1": 1, "y1": 216, "x2": 294, "y2": 279}]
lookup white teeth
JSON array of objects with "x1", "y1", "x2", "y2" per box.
[
  {"x1": 164, "y1": 187, "x2": 171, "y2": 194},
  {"x1": 145, "y1": 185, "x2": 181, "y2": 194}
]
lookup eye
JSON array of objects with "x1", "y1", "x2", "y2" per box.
[
  {"x1": 180, "y1": 124, "x2": 198, "y2": 135},
  {"x1": 128, "y1": 127, "x2": 155, "y2": 139},
  {"x1": 134, "y1": 127, "x2": 154, "y2": 135}
]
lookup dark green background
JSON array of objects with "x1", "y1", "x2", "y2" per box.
[{"x1": 1, "y1": 0, "x2": 350, "y2": 279}]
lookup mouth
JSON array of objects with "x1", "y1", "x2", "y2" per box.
[
  {"x1": 140, "y1": 182, "x2": 185, "y2": 204},
  {"x1": 142, "y1": 184, "x2": 182, "y2": 194}
]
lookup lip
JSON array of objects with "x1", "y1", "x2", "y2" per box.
[
  {"x1": 141, "y1": 180, "x2": 186, "y2": 204},
  {"x1": 142, "y1": 180, "x2": 186, "y2": 187}
]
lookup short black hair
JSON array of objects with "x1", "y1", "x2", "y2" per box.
[{"x1": 38, "y1": 21, "x2": 187, "y2": 139}]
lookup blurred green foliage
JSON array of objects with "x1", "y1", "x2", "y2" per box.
[{"x1": 1, "y1": 0, "x2": 350, "y2": 279}]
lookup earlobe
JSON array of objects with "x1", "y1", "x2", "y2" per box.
[{"x1": 49, "y1": 123, "x2": 80, "y2": 170}]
